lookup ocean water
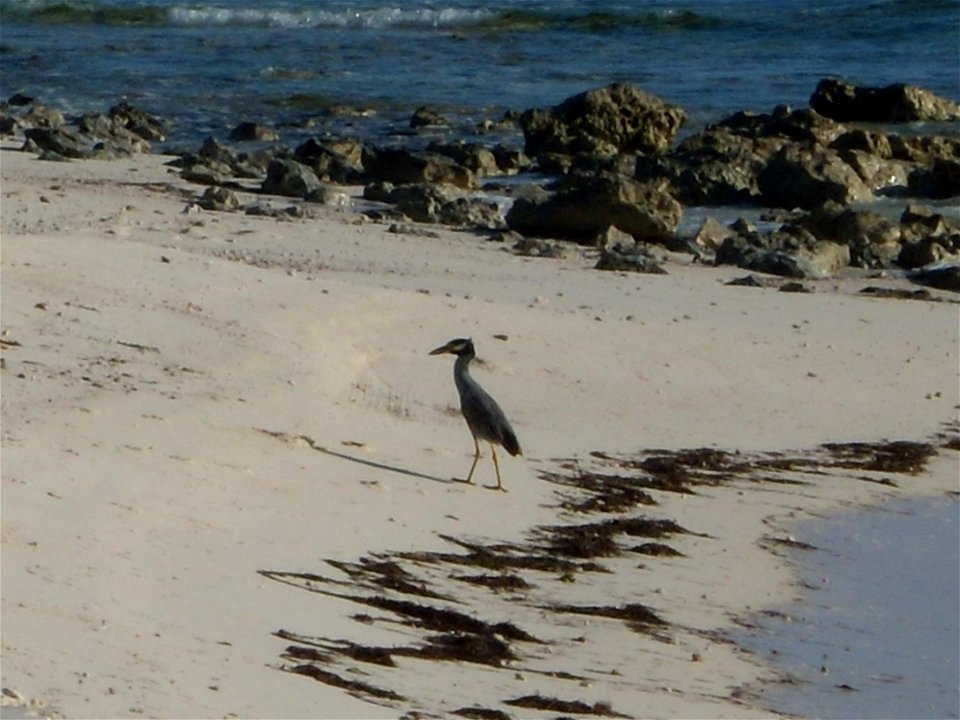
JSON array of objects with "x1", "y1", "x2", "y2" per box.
[
  {"x1": 1, "y1": 0, "x2": 958, "y2": 149},
  {"x1": 740, "y1": 494, "x2": 960, "y2": 720}
]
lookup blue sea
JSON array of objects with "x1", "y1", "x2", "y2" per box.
[{"x1": 1, "y1": 0, "x2": 958, "y2": 149}]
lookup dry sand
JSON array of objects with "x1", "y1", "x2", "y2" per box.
[{"x1": 1, "y1": 144, "x2": 957, "y2": 719}]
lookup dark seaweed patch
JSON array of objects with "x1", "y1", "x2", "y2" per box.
[
  {"x1": 540, "y1": 517, "x2": 688, "y2": 559},
  {"x1": 547, "y1": 602, "x2": 666, "y2": 628},
  {"x1": 277, "y1": 630, "x2": 397, "y2": 667},
  {"x1": 400, "y1": 535, "x2": 604, "y2": 575},
  {"x1": 505, "y1": 694, "x2": 631, "y2": 717},
  {"x1": 451, "y1": 573, "x2": 533, "y2": 591},
  {"x1": 285, "y1": 663, "x2": 404, "y2": 701},
  {"x1": 762, "y1": 536, "x2": 818, "y2": 552},
  {"x1": 453, "y1": 708, "x2": 513, "y2": 720},
  {"x1": 417, "y1": 632, "x2": 517, "y2": 666},
  {"x1": 632, "y1": 541, "x2": 684, "y2": 557},
  {"x1": 822, "y1": 440, "x2": 936, "y2": 474},
  {"x1": 357, "y1": 596, "x2": 538, "y2": 642},
  {"x1": 859, "y1": 286, "x2": 935, "y2": 301},
  {"x1": 326, "y1": 558, "x2": 447, "y2": 599},
  {"x1": 279, "y1": 627, "x2": 520, "y2": 669},
  {"x1": 542, "y1": 470, "x2": 658, "y2": 513},
  {"x1": 585, "y1": 447, "x2": 748, "y2": 493}
]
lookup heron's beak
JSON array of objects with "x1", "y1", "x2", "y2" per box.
[{"x1": 429, "y1": 342, "x2": 453, "y2": 355}]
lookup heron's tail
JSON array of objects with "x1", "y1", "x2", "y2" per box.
[{"x1": 502, "y1": 427, "x2": 522, "y2": 457}]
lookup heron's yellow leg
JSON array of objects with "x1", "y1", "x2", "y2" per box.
[
  {"x1": 464, "y1": 436, "x2": 481, "y2": 484},
  {"x1": 487, "y1": 443, "x2": 507, "y2": 492}
]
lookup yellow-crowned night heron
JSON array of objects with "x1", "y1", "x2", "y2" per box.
[{"x1": 430, "y1": 337, "x2": 521, "y2": 491}]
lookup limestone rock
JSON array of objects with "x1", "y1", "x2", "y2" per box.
[
  {"x1": 410, "y1": 106, "x2": 447, "y2": 129},
  {"x1": 596, "y1": 244, "x2": 668, "y2": 274},
  {"x1": 908, "y1": 262, "x2": 960, "y2": 293},
  {"x1": 797, "y1": 205, "x2": 901, "y2": 268},
  {"x1": 23, "y1": 126, "x2": 94, "y2": 158},
  {"x1": 361, "y1": 146, "x2": 475, "y2": 189},
  {"x1": 295, "y1": 137, "x2": 364, "y2": 183},
  {"x1": 261, "y1": 158, "x2": 323, "y2": 198},
  {"x1": 519, "y1": 83, "x2": 686, "y2": 158},
  {"x1": 810, "y1": 79, "x2": 960, "y2": 123},
  {"x1": 716, "y1": 222, "x2": 851, "y2": 278},
  {"x1": 427, "y1": 141, "x2": 500, "y2": 177},
  {"x1": 693, "y1": 216, "x2": 737, "y2": 251},
  {"x1": 197, "y1": 186, "x2": 240, "y2": 211},
  {"x1": 506, "y1": 174, "x2": 681, "y2": 244},
  {"x1": 108, "y1": 102, "x2": 166, "y2": 141},
  {"x1": 228, "y1": 121, "x2": 279, "y2": 142},
  {"x1": 635, "y1": 106, "x2": 845, "y2": 206},
  {"x1": 908, "y1": 158, "x2": 960, "y2": 199},
  {"x1": 368, "y1": 182, "x2": 502, "y2": 229},
  {"x1": 758, "y1": 144, "x2": 872, "y2": 209},
  {"x1": 512, "y1": 235, "x2": 573, "y2": 259}
]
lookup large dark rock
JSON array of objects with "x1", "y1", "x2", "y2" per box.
[
  {"x1": 22, "y1": 104, "x2": 65, "y2": 129},
  {"x1": 908, "y1": 158, "x2": 960, "y2": 199},
  {"x1": 108, "y1": 102, "x2": 166, "y2": 141},
  {"x1": 177, "y1": 137, "x2": 273, "y2": 182},
  {"x1": 78, "y1": 113, "x2": 154, "y2": 153},
  {"x1": 896, "y1": 205, "x2": 960, "y2": 269},
  {"x1": 384, "y1": 183, "x2": 449, "y2": 223},
  {"x1": 295, "y1": 137, "x2": 364, "y2": 183},
  {"x1": 198, "y1": 136, "x2": 239, "y2": 165},
  {"x1": 490, "y1": 143, "x2": 532, "y2": 175},
  {"x1": 519, "y1": 83, "x2": 686, "y2": 158},
  {"x1": 758, "y1": 143, "x2": 872, "y2": 209},
  {"x1": 595, "y1": 241, "x2": 668, "y2": 274},
  {"x1": 714, "y1": 105, "x2": 845, "y2": 146},
  {"x1": 23, "y1": 126, "x2": 94, "y2": 158},
  {"x1": 505, "y1": 174, "x2": 681, "y2": 244},
  {"x1": 261, "y1": 158, "x2": 323, "y2": 198},
  {"x1": 361, "y1": 146, "x2": 475, "y2": 188},
  {"x1": 908, "y1": 262, "x2": 960, "y2": 293},
  {"x1": 636, "y1": 129, "x2": 781, "y2": 205},
  {"x1": 810, "y1": 79, "x2": 960, "y2": 123},
  {"x1": 435, "y1": 197, "x2": 503, "y2": 230},
  {"x1": 715, "y1": 221, "x2": 851, "y2": 278},
  {"x1": 797, "y1": 205, "x2": 902, "y2": 268},
  {"x1": 635, "y1": 106, "x2": 848, "y2": 206},
  {"x1": 426, "y1": 141, "x2": 501, "y2": 177},
  {"x1": 0, "y1": 114, "x2": 17, "y2": 136},
  {"x1": 410, "y1": 106, "x2": 447, "y2": 129},
  {"x1": 885, "y1": 135, "x2": 960, "y2": 166},
  {"x1": 228, "y1": 121, "x2": 278, "y2": 142},
  {"x1": 830, "y1": 128, "x2": 960, "y2": 197},
  {"x1": 197, "y1": 186, "x2": 240, "y2": 212},
  {"x1": 364, "y1": 182, "x2": 503, "y2": 230}
]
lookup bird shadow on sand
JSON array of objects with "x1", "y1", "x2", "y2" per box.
[{"x1": 256, "y1": 428, "x2": 457, "y2": 485}]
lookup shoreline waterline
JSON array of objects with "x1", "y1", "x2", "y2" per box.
[{"x1": 739, "y1": 482, "x2": 960, "y2": 720}]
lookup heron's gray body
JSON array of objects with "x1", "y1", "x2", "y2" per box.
[
  {"x1": 430, "y1": 337, "x2": 521, "y2": 490},
  {"x1": 453, "y1": 353, "x2": 521, "y2": 457}
]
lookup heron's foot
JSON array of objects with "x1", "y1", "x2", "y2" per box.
[
  {"x1": 453, "y1": 476, "x2": 474, "y2": 485},
  {"x1": 483, "y1": 483, "x2": 507, "y2": 492}
]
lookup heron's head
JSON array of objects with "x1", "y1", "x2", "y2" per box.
[{"x1": 429, "y1": 337, "x2": 474, "y2": 357}]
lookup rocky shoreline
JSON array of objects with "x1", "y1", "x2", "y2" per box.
[{"x1": 3, "y1": 78, "x2": 958, "y2": 291}]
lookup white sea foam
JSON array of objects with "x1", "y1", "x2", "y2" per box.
[{"x1": 167, "y1": 5, "x2": 492, "y2": 30}]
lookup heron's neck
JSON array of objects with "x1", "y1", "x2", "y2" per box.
[
  {"x1": 453, "y1": 353, "x2": 475, "y2": 390},
  {"x1": 454, "y1": 352, "x2": 474, "y2": 376}
]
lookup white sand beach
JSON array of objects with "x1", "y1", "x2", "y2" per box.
[{"x1": 1, "y1": 145, "x2": 957, "y2": 719}]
